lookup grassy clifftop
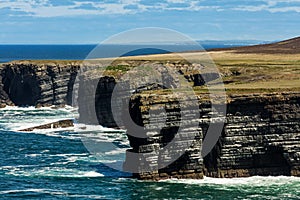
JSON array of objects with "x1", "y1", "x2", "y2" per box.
[{"x1": 2, "y1": 37, "x2": 300, "y2": 95}]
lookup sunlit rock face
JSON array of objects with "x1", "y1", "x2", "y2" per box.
[
  {"x1": 122, "y1": 92, "x2": 300, "y2": 180},
  {"x1": 0, "y1": 61, "x2": 299, "y2": 180},
  {"x1": 204, "y1": 93, "x2": 300, "y2": 178}
]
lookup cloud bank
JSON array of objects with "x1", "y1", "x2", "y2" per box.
[{"x1": 1, "y1": 0, "x2": 300, "y2": 17}]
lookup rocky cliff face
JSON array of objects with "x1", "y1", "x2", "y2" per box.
[
  {"x1": 0, "y1": 61, "x2": 299, "y2": 180},
  {"x1": 120, "y1": 92, "x2": 300, "y2": 180},
  {"x1": 205, "y1": 93, "x2": 300, "y2": 178},
  {"x1": 0, "y1": 62, "x2": 79, "y2": 107},
  {"x1": 123, "y1": 93, "x2": 207, "y2": 180},
  {"x1": 0, "y1": 70, "x2": 13, "y2": 107}
]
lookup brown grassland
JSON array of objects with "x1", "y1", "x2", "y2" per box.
[{"x1": 8, "y1": 37, "x2": 300, "y2": 95}]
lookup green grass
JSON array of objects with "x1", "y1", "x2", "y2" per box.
[
  {"x1": 106, "y1": 65, "x2": 132, "y2": 72},
  {"x1": 3, "y1": 51, "x2": 300, "y2": 96}
]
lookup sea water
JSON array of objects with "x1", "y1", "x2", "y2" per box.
[
  {"x1": 0, "y1": 107, "x2": 299, "y2": 199},
  {"x1": 1, "y1": 42, "x2": 299, "y2": 199},
  {"x1": 0, "y1": 43, "x2": 254, "y2": 63}
]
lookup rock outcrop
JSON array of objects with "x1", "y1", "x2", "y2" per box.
[
  {"x1": 123, "y1": 93, "x2": 206, "y2": 180},
  {"x1": 121, "y1": 92, "x2": 300, "y2": 180},
  {"x1": 19, "y1": 119, "x2": 74, "y2": 132},
  {"x1": 0, "y1": 60, "x2": 299, "y2": 180},
  {"x1": 0, "y1": 62, "x2": 79, "y2": 107},
  {"x1": 205, "y1": 93, "x2": 300, "y2": 178}
]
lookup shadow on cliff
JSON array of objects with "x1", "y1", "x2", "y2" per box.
[{"x1": 2, "y1": 67, "x2": 40, "y2": 106}]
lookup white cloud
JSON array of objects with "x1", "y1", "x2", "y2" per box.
[
  {"x1": 0, "y1": 0, "x2": 300, "y2": 17},
  {"x1": 166, "y1": 0, "x2": 187, "y2": 3},
  {"x1": 0, "y1": 0, "x2": 139, "y2": 17},
  {"x1": 269, "y1": 6, "x2": 300, "y2": 12},
  {"x1": 234, "y1": 0, "x2": 300, "y2": 12}
]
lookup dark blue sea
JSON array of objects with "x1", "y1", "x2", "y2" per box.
[
  {"x1": 1, "y1": 43, "x2": 299, "y2": 199},
  {"x1": 0, "y1": 107, "x2": 299, "y2": 199},
  {"x1": 0, "y1": 42, "x2": 256, "y2": 63}
]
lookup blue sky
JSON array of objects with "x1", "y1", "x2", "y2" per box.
[{"x1": 0, "y1": 0, "x2": 299, "y2": 44}]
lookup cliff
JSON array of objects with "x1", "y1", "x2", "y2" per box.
[
  {"x1": 0, "y1": 61, "x2": 80, "y2": 107},
  {"x1": 75, "y1": 61, "x2": 300, "y2": 180},
  {"x1": 123, "y1": 92, "x2": 300, "y2": 180},
  {"x1": 0, "y1": 47, "x2": 299, "y2": 180},
  {"x1": 209, "y1": 93, "x2": 300, "y2": 178}
]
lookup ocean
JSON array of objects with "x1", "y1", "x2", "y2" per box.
[
  {"x1": 1, "y1": 43, "x2": 299, "y2": 199},
  {"x1": 0, "y1": 107, "x2": 299, "y2": 199},
  {"x1": 0, "y1": 42, "x2": 256, "y2": 63}
]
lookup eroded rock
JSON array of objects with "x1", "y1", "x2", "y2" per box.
[{"x1": 19, "y1": 119, "x2": 74, "y2": 132}]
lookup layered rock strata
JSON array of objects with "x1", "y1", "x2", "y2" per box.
[
  {"x1": 0, "y1": 62, "x2": 79, "y2": 107},
  {"x1": 0, "y1": 61, "x2": 299, "y2": 180},
  {"x1": 124, "y1": 92, "x2": 300, "y2": 180},
  {"x1": 123, "y1": 93, "x2": 207, "y2": 180},
  {"x1": 205, "y1": 93, "x2": 300, "y2": 178}
]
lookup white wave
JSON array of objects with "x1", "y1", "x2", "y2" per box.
[
  {"x1": 75, "y1": 123, "x2": 125, "y2": 133},
  {"x1": 104, "y1": 149, "x2": 126, "y2": 155},
  {"x1": 82, "y1": 171, "x2": 104, "y2": 177},
  {"x1": 0, "y1": 106, "x2": 45, "y2": 111},
  {"x1": 0, "y1": 106, "x2": 129, "y2": 153},
  {"x1": 0, "y1": 165, "x2": 39, "y2": 170},
  {"x1": 25, "y1": 154, "x2": 40, "y2": 158},
  {"x1": 17, "y1": 129, "x2": 80, "y2": 140},
  {"x1": 161, "y1": 176, "x2": 300, "y2": 186},
  {"x1": 0, "y1": 189, "x2": 48, "y2": 194},
  {"x1": 64, "y1": 194, "x2": 106, "y2": 199},
  {"x1": 0, "y1": 105, "x2": 76, "y2": 112},
  {"x1": 5, "y1": 167, "x2": 104, "y2": 178},
  {"x1": 48, "y1": 153, "x2": 89, "y2": 157},
  {"x1": 0, "y1": 105, "x2": 76, "y2": 132},
  {"x1": 0, "y1": 188, "x2": 67, "y2": 196}
]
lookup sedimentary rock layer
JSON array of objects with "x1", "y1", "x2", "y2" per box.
[
  {"x1": 206, "y1": 93, "x2": 300, "y2": 178},
  {"x1": 122, "y1": 92, "x2": 300, "y2": 180},
  {"x1": 0, "y1": 62, "x2": 79, "y2": 107},
  {"x1": 0, "y1": 61, "x2": 299, "y2": 180}
]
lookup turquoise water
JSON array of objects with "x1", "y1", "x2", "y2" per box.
[{"x1": 0, "y1": 107, "x2": 299, "y2": 199}]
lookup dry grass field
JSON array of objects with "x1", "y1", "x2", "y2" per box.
[{"x1": 7, "y1": 37, "x2": 300, "y2": 95}]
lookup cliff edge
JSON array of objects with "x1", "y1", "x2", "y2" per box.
[{"x1": 0, "y1": 38, "x2": 299, "y2": 180}]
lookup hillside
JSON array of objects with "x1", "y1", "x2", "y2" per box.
[{"x1": 227, "y1": 36, "x2": 300, "y2": 54}]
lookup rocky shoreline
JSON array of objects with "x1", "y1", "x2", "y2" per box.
[{"x1": 0, "y1": 60, "x2": 299, "y2": 180}]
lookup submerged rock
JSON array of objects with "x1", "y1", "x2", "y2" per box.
[{"x1": 19, "y1": 119, "x2": 74, "y2": 132}]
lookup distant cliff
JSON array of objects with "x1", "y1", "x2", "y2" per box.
[
  {"x1": 212, "y1": 36, "x2": 300, "y2": 54},
  {"x1": 0, "y1": 61, "x2": 79, "y2": 107},
  {"x1": 0, "y1": 60, "x2": 299, "y2": 180}
]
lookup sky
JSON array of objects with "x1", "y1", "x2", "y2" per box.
[{"x1": 0, "y1": 0, "x2": 299, "y2": 44}]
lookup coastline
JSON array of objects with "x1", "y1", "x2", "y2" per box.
[{"x1": 0, "y1": 39, "x2": 299, "y2": 181}]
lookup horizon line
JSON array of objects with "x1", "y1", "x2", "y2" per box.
[{"x1": 0, "y1": 39, "x2": 272, "y2": 45}]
